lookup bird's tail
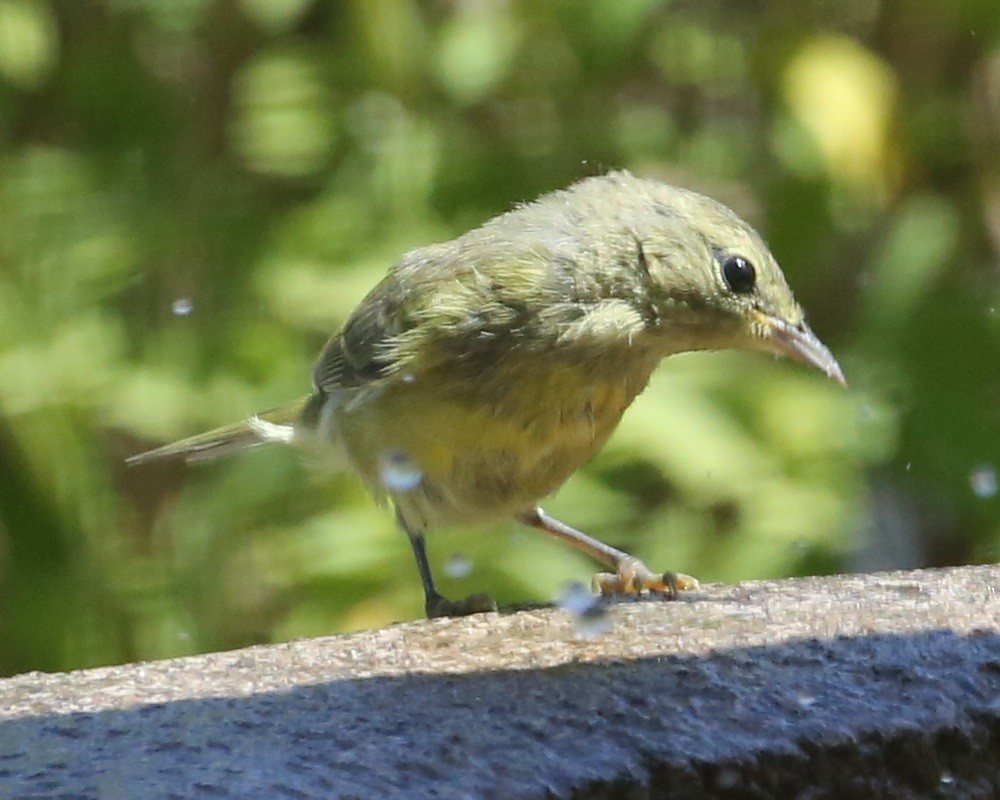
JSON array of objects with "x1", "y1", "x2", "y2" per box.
[{"x1": 126, "y1": 398, "x2": 310, "y2": 466}]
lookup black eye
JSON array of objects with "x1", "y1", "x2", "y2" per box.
[{"x1": 721, "y1": 255, "x2": 756, "y2": 294}]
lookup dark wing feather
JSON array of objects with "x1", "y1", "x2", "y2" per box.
[
  {"x1": 311, "y1": 271, "x2": 414, "y2": 393},
  {"x1": 311, "y1": 232, "x2": 567, "y2": 395}
]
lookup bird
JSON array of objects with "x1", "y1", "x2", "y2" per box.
[{"x1": 128, "y1": 170, "x2": 845, "y2": 618}]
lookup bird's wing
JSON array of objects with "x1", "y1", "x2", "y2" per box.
[
  {"x1": 311, "y1": 235, "x2": 572, "y2": 395},
  {"x1": 311, "y1": 271, "x2": 416, "y2": 393}
]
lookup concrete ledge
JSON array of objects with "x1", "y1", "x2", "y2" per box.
[{"x1": 2, "y1": 565, "x2": 1000, "y2": 798}]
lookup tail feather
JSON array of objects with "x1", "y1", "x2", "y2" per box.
[{"x1": 126, "y1": 398, "x2": 309, "y2": 466}]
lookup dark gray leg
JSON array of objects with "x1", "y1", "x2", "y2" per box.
[{"x1": 397, "y1": 512, "x2": 497, "y2": 618}]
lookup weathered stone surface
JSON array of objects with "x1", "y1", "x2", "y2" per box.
[{"x1": 2, "y1": 565, "x2": 1000, "y2": 798}]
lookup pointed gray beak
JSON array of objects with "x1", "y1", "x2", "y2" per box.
[{"x1": 758, "y1": 316, "x2": 847, "y2": 386}]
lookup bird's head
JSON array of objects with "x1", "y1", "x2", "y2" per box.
[{"x1": 620, "y1": 176, "x2": 846, "y2": 386}]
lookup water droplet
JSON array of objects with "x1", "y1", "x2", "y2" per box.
[
  {"x1": 378, "y1": 450, "x2": 422, "y2": 492},
  {"x1": 557, "y1": 582, "x2": 613, "y2": 639},
  {"x1": 171, "y1": 297, "x2": 193, "y2": 316},
  {"x1": 557, "y1": 581, "x2": 596, "y2": 615},
  {"x1": 939, "y1": 772, "x2": 954, "y2": 785},
  {"x1": 444, "y1": 553, "x2": 473, "y2": 580},
  {"x1": 401, "y1": 373, "x2": 416, "y2": 384},
  {"x1": 905, "y1": 462, "x2": 912, "y2": 471},
  {"x1": 970, "y1": 465, "x2": 997, "y2": 499}
]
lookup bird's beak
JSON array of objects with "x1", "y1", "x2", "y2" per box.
[{"x1": 756, "y1": 314, "x2": 847, "y2": 386}]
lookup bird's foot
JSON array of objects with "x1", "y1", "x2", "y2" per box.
[
  {"x1": 425, "y1": 592, "x2": 498, "y2": 618},
  {"x1": 592, "y1": 555, "x2": 699, "y2": 599}
]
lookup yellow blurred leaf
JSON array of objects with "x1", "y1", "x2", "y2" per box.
[
  {"x1": 0, "y1": 0, "x2": 56, "y2": 89},
  {"x1": 783, "y1": 36, "x2": 896, "y2": 194}
]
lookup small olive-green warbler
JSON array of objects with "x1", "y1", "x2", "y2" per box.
[{"x1": 130, "y1": 171, "x2": 844, "y2": 617}]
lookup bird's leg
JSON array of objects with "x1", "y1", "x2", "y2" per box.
[
  {"x1": 518, "y1": 507, "x2": 699, "y2": 598},
  {"x1": 398, "y1": 512, "x2": 497, "y2": 618}
]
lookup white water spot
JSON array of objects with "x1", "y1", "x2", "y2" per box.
[
  {"x1": 557, "y1": 581, "x2": 612, "y2": 639},
  {"x1": 171, "y1": 297, "x2": 193, "y2": 316},
  {"x1": 970, "y1": 465, "x2": 997, "y2": 499},
  {"x1": 379, "y1": 449, "x2": 422, "y2": 492},
  {"x1": 444, "y1": 553, "x2": 473, "y2": 580}
]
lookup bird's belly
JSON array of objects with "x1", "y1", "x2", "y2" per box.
[{"x1": 338, "y1": 370, "x2": 647, "y2": 529}]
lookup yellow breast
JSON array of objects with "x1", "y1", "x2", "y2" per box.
[{"x1": 335, "y1": 355, "x2": 657, "y2": 529}]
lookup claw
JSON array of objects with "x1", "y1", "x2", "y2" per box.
[{"x1": 592, "y1": 557, "x2": 699, "y2": 599}]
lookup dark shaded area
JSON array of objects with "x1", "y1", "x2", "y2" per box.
[
  {"x1": 0, "y1": 416, "x2": 74, "y2": 673},
  {"x1": 3, "y1": 564, "x2": 1000, "y2": 798},
  {"x1": 0, "y1": 629, "x2": 998, "y2": 799}
]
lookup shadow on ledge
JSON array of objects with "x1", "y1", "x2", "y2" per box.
[{"x1": 1, "y1": 627, "x2": 999, "y2": 799}]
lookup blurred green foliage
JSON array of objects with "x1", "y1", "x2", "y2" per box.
[{"x1": 0, "y1": 0, "x2": 998, "y2": 675}]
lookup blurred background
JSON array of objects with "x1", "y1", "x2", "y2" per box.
[{"x1": 0, "y1": 0, "x2": 998, "y2": 675}]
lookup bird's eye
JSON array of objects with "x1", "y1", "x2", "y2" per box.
[{"x1": 721, "y1": 255, "x2": 756, "y2": 294}]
